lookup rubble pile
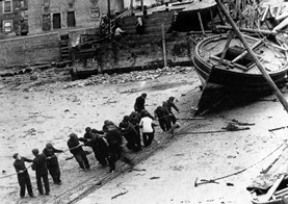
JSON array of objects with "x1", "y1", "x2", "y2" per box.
[
  {"x1": 62, "y1": 66, "x2": 193, "y2": 89},
  {"x1": 0, "y1": 68, "x2": 71, "y2": 91},
  {"x1": 0, "y1": 66, "x2": 193, "y2": 92}
]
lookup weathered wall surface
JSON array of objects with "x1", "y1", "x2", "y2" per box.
[
  {"x1": 0, "y1": 32, "x2": 60, "y2": 68},
  {"x1": 27, "y1": 0, "x2": 44, "y2": 34},
  {"x1": 98, "y1": 0, "x2": 124, "y2": 15},
  {"x1": 27, "y1": 0, "x2": 125, "y2": 34}
]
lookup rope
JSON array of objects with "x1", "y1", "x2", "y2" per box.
[
  {"x1": 0, "y1": 144, "x2": 84, "y2": 180},
  {"x1": 204, "y1": 140, "x2": 288, "y2": 182}
]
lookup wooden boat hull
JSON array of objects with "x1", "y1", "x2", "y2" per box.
[
  {"x1": 193, "y1": 34, "x2": 288, "y2": 95},
  {"x1": 192, "y1": 34, "x2": 288, "y2": 114},
  {"x1": 251, "y1": 199, "x2": 283, "y2": 204}
]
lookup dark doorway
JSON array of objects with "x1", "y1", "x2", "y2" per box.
[
  {"x1": 53, "y1": 13, "x2": 61, "y2": 29},
  {"x1": 67, "y1": 11, "x2": 76, "y2": 27}
]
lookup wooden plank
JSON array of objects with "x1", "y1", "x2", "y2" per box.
[
  {"x1": 218, "y1": 31, "x2": 234, "y2": 66},
  {"x1": 197, "y1": 11, "x2": 205, "y2": 35},
  {"x1": 231, "y1": 39, "x2": 263, "y2": 63}
]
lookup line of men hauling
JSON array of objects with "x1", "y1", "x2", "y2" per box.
[{"x1": 12, "y1": 93, "x2": 180, "y2": 198}]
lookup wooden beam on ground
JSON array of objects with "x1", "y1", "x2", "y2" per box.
[
  {"x1": 217, "y1": 25, "x2": 277, "y2": 36},
  {"x1": 216, "y1": 0, "x2": 288, "y2": 115}
]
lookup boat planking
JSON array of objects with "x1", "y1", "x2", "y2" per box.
[{"x1": 193, "y1": 33, "x2": 288, "y2": 114}]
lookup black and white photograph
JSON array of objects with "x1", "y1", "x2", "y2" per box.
[{"x1": 2, "y1": 0, "x2": 288, "y2": 203}]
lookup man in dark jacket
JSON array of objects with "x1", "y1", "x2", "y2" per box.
[
  {"x1": 134, "y1": 93, "x2": 147, "y2": 113},
  {"x1": 80, "y1": 127, "x2": 110, "y2": 167},
  {"x1": 42, "y1": 143, "x2": 63, "y2": 184},
  {"x1": 154, "y1": 102, "x2": 172, "y2": 132},
  {"x1": 32, "y1": 149, "x2": 50, "y2": 196},
  {"x1": 104, "y1": 122, "x2": 134, "y2": 172},
  {"x1": 13, "y1": 153, "x2": 34, "y2": 198},
  {"x1": 119, "y1": 115, "x2": 141, "y2": 152},
  {"x1": 67, "y1": 133, "x2": 90, "y2": 170},
  {"x1": 129, "y1": 111, "x2": 141, "y2": 136},
  {"x1": 164, "y1": 96, "x2": 179, "y2": 125}
]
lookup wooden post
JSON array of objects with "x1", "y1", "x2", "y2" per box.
[
  {"x1": 216, "y1": 0, "x2": 288, "y2": 114},
  {"x1": 209, "y1": 8, "x2": 215, "y2": 29},
  {"x1": 218, "y1": 31, "x2": 234, "y2": 66},
  {"x1": 141, "y1": 0, "x2": 144, "y2": 15},
  {"x1": 197, "y1": 12, "x2": 205, "y2": 35},
  {"x1": 161, "y1": 23, "x2": 167, "y2": 67},
  {"x1": 130, "y1": 0, "x2": 134, "y2": 15},
  {"x1": 107, "y1": 0, "x2": 111, "y2": 35}
]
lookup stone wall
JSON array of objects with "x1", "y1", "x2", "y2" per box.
[{"x1": 0, "y1": 32, "x2": 60, "y2": 68}]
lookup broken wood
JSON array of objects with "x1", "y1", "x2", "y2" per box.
[
  {"x1": 111, "y1": 190, "x2": 128, "y2": 200},
  {"x1": 259, "y1": 174, "x2": 286, "y2": 202},
  {"x1": 216, "y1": 0, "x2": 288, "y2": 115},
  {"x1": 178, "y1": 117, "x2": 205, "y2": 121},
  {"x1": 269, "y1": 126, "x2": 288, "y2": 132},
  {"x1": 175, "y1": 128, "x2": 249, "y2": 135}
]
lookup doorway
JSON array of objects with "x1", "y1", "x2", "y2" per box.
[
  {"x1": 53, "y1": 13, "x2": 61, "y2": 29},
  {"x1": 67, "y1": 11, "x2": 76, "y2": 27}
]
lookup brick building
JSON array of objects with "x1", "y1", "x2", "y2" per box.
[{"x1": 0, "y1": 0, "x2": 28, "y2": 36}]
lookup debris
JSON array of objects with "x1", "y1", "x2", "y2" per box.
[
  {"x1": 150, "y1": 176, "x2": 160, "y2": 180},
  {"x1": 131, "y1": 168, "x2": 146, "y2": 172},
  {"x1": 226, "y1": 182, "x2": 234, "y2": 186},
  {"x1": 111, "y1": 190, "x2": 128, "y2": 200},
  {"x1": 268, "y1": 126, "x2": 288, "y2": 132},
  {"x1": 222, "y1": 123, "x2": 250, "y2": 131},
  {"x1": 231, "y1": 119, "x2": 255, "y2": 126}
]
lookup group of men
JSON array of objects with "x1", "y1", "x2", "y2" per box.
[
  {"x1": 13, "y1": 144, "x2": 63, "y2": 198},
  {"x1": 13, "y1": 93, "x2": 179, "y2": 199}
]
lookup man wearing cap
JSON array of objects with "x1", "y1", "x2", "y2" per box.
[
  {"x1": 13, "y1": 153, "x2": 34, "y2": 198},
  {"x1": 32, "y1": 148, "x2": 50, "y2": 196},
  {"x1": 43, "y1": 143, "x2": 63, "y2": 184},
  {"x1": 67, "y1": 133, "x2": 90, "y2": 170},
  {"x1": 134, "y1": 93, "x2": 147, "y2": 113}
]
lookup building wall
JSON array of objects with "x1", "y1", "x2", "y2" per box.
[
  {"x1": 123, "y1": 0, "x2": 157, "y2": 8},
  {"x1": 27, "y1": 0, "x2": 43, "y2": 34},
  {"x1": 27, "y1": 0, "x2": 125, "y2": 34},
  {"x1": 0, "y1": 32, "x2": 59, "y2": 68},
  {"x1": 0, "y1": 0, "x2": 28, "y2": 36}
]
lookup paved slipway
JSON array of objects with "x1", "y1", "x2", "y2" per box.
[{"x1": 1, "y1": 67, "x2": 288, "y2": 204}]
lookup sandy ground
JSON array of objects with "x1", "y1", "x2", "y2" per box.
[
  {"x1": 1, "y1": 67, "x2": 288, "y2": 204},
  {"x1": 0, "y1": 67, "x2": 200, "y2": 204}
]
